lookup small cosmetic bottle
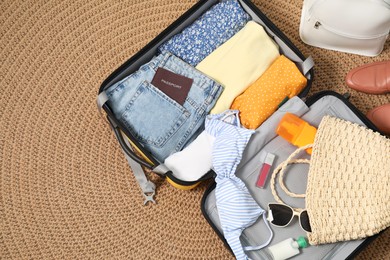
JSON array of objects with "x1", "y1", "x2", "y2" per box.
[
  {"x1": 256, "y1": 153, "x2": 275, "y2": 189},
  {"x1": 267, "y1": 236, "x2": 308, "y2": 260}
]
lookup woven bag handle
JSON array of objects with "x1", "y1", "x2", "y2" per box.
[{"x1": 270, "y1": 144, "x2": 313, "y2": 211}]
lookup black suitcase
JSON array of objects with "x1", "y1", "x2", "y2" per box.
[{"x1": 97, "y1": 0, "x2": 313, "y2": 191}]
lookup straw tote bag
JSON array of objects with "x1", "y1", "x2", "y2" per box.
[{"x1": 271, "y1": 116, "x2": 390, "y2": 245}]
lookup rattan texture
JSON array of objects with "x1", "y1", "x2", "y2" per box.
[
  {"x1": 1, "y1": 0, "x2": 389, "y2": 259},
  {"x1": 306, "y1": 116, "x2": 390, "y2": 245}
]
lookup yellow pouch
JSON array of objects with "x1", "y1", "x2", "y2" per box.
[{"x1": 231, "y1": 55, "x2": 307, "y2": 129}]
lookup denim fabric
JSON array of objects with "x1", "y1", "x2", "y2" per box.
[
  {"x1": 105, "y1": 51, "x2": 223, "y2": 162},
  {"x1": 158, "y1": 0, "x2": 250, "y2": 66}
]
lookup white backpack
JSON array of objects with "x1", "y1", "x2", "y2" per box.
[{"x1": 299, "y1": 0, "x2": 390, "y2": 56}]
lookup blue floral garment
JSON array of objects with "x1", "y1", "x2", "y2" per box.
[{"x1": 158, "y1": 0, "x2": 250, "y2": 66}]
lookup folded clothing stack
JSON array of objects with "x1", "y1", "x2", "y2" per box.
[{"x1": 196, "y1": 21, "x2": 280, "y2": 114}]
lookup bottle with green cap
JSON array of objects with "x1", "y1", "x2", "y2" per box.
[{"x1": 267, "y1": 236, "x2": 308, "y2": 260}]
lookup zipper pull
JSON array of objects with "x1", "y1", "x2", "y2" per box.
[{"x1": 314, "y1": 21, "x2": 321, "y2": 29}]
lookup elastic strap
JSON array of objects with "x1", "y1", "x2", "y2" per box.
[
  {"x1": 96, "y1": 91, "x2": 111, "y2": 126},
  {"x1": 270, "y1": 144, "x2": 313, "y2": 211},
  {"x1": 296, "y1": 56, "x2": 314, "y2": 77},
  {"x1": 153, "y1": 164, "x2": 170, "y2": 175},
  {"x1": 96, "y1": 91, "x2": 108, "y2": 115},
  {"x1": 122, "y1": 132, "x2": 156, "y2": 205}
]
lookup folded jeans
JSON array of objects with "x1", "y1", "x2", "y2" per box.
[{"x1": 105, "y1": 51, "x2": 223, "y2": 162}]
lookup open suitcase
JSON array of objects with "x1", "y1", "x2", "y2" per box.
[{"x1": 97, "y1": 0, "x2": 384, "y2": 258}]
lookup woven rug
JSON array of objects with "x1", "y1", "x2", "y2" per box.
[{"x1": 1, "y1": 0, "x2": 389, "y2": 259}]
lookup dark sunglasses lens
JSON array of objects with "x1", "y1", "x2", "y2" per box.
[
  {"x1": 269, "y1": 204, "x2": 293, "y2": 226},
  {"x1": 300, "y1": 211, "x2": 312, "y2": 232}
]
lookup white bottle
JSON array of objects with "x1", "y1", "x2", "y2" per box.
[{"x1": 267, "y1": 236, "x2": 308, "y2": 260}]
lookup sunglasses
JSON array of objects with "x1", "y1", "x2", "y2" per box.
[{"x1": 267, "y1": 203, "x2": 312, "y2": 233}]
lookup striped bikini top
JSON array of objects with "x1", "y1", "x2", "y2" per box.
[{"x1": 206, "y1": 110, "x2": 273, "y2": 260}]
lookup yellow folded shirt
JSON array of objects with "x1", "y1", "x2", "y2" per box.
[
  {"x1": 231, "y1": 55, "x2": 307, "y2": 129},
  {"x1": 196, "y1": 21, "x2": 280, "y2": 114}
]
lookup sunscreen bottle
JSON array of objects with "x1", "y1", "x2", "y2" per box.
[{"x1": 276, "y1": 113, "x2": 317, "y2": 154}]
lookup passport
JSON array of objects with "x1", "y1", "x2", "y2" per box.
[{"x1": 151, "y1": 67, "x2": 193, "y2": 106}]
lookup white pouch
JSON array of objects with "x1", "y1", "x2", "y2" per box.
[{"x1": 299, "y1": 0, "x2": 390, "y2": 56}]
